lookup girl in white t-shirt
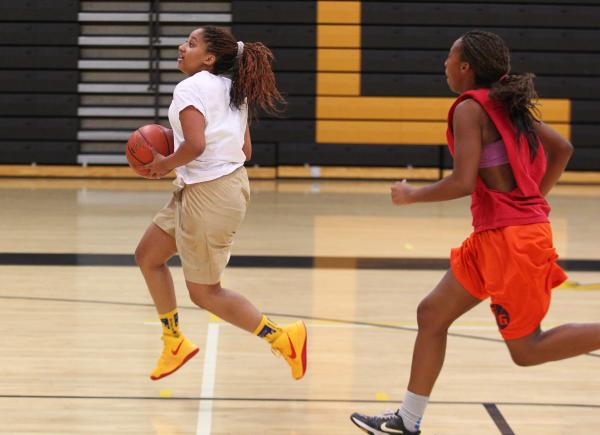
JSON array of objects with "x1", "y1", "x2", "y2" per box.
[{"x1": 136, "y1": 26, "x2": 307, "y2": 381}]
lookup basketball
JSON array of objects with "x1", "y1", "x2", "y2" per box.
[{"x1": 125, "y1": 124, "x2": 174, "y2": 178}]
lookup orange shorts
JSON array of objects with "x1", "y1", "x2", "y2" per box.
[{"x1": 450, "y1": 223, "x2": 567, "y2": 340}]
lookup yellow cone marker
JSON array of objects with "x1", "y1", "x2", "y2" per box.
[
  {"x1": 375, "y1": 392, "x2": 389, "y2": 401},
  {"x1": 159, "y1": 389, "x2": 172, "y2": 398},
  {"x1": 558, "y1": 281, "x2": 600, "y2": 291}
]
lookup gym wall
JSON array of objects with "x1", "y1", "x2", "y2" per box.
[
  {"x1": 234, "y1": 1, "x2": 600, "y2": 175},
  {"x1": 1, "y1": 0, "x2": 599, "y2": 177},
  {"x1": 0, "y1": 0, "x2": 80, "y2": 164}
]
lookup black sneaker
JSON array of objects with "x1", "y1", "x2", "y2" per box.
[{"x1": 350, "y1": 409, "x2": 421, "y2": 435}]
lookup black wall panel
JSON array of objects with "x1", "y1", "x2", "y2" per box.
[
  {"x1": 0, "y1": 71, "x2": 79, "y2": 93},
  {"x1": 233, "y1": 25, "x2": 315, "y2": 48},
  {"x1": 249, "y1": 120, "x2": 314, "y2": 143},
  {"x1": 529, "y1": 77, "x2": 600, "y2": 100},
  {"x1": 571, "y1": 101, "x2": 600, "y2": 123},
  {"x1": 246, "y1": 143, "x2": 277, "y2": 167},
  {"x1": 0, "y1": 0, "x2": 79, "y2": 21},
  {"x1": 0, "y1": 141, "x2": 78, "y2": 164},
  {"x1": 433, "y1": 0, "x2": 600, "y2": 3},
  {"x1": 0, "y1": 118, "x2": 78, "y2": 140},
  {"x1": 362, "y1": 51, "x2": 600, "y2": 76},
  {"x1": 362, "y1": 27, "x2": 600, "y2": 52},
  {"x1": 571, "y1": 125, "x2": 600, "y2": 148},
  {"x1": 0, "y1": 0, "x2": 80, "y2": 164},
  {"x1": 566, "y1": 148, "x2": 600, "y2": 171},
  {"x1": 0, "y1": 94, "x2": 78, "y2": 116},
  {"x1": 232, "y1": 1, "x2": 316, "y2": 23},
  {"x1": 0, "y1": 23, "x2": 79, "y2": 46},
  {"x1": 279, "y1": 143, "x2": 442, "y2": 167},
  {"x1": 270, "y1": 49, "x2": 316, "y2": 72},
  {"x1": 362, "y1": 74, "x2": 453, "y2": 97},
  {"x1": 263, "y1": 96, "x2": 315, "y2": 119},
  {"x1": 276, "y1": 73, "x2": 315, "y2": 96},
  {"x1": 0, "y1": 47, "x2": 79, "y2": 69},
  {"x1": 363, "y1": 51, "x2": 448, "y2": 74},
  {"x1": 362, "y1": 74, "x2": 600, "y2": 100},
  {"x1": 362, "y1": 3, "x2": 600, "y2": 27}
]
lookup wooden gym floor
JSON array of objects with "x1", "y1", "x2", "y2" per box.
[{"x1": 0, "y1": 177, "x2": 599, "y2": 435}]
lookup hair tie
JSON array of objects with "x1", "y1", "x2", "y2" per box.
[
  {"x1": 236, "y1": 41, "x2": 244, "y2": 58},
  {"x1": 499, "y1": 73, "x2": 509, "y2": 82}
]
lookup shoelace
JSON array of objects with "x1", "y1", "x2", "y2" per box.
[{"x1": 381, "y1": 409, "x2": 400, "y2": 420}]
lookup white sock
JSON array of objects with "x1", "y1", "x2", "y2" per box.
[{"x1": 398, "y1": 390, "x2": 429, "y2": 432}]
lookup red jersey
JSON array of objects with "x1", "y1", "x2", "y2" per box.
[{"x1": 446, "y1": 89, "x2": 550, "y2": 232}]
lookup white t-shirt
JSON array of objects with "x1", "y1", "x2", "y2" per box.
[{"x1": 168, "y1": 70, "x2": 247, "y2": 185}]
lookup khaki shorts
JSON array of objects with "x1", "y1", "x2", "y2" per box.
[{"x1": 153, "y1": 166, "x2": 250, "y2": 284}]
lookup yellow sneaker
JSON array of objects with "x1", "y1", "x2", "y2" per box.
[
  {"x1": 271, "y1": 321, "x2": 308, "y2": 380},
  {"x1": 150, "y1": 334, "x2": 199, "y2": 381}
]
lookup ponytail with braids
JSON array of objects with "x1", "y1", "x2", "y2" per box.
[
  {"x1": 199, "y1": 26, "x2": 286, "y2": 121},
  {"x1": 460, "y1": 30, "x2": 541, "y2": 160},
  {"x1": 490, "y1": 73, "x2": 541, "y2": 160}
]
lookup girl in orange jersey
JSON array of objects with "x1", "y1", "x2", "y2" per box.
[{"x1": 351, "y1": 30, "x2": 600, "y2": 435}]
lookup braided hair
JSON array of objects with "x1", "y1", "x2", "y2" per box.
[
  {"x1": 199, "y1": 26, "x2": 286, "y2": 121},
  {"x1": 460, "y1": 30, "x2": 540, "y2": 159}
]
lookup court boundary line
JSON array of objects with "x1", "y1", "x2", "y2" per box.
[
  {"x1": 0, "y1": 252, "x2": 599, "y2": 271},
  {"x1": 1, "y1": 294, "x2": 599, "y2": 358},
  {"x1": 0, "y1": 394, "x2": 598, "y2": 409},
  {"x1": 483, "y1": 403, "x2": 515, "y2": 435},
  {"x1": 197, "y1": 323, "x2": 219, "y2": 435}
]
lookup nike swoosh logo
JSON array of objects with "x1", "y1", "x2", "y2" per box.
[
  {"x1": 380, "y1": 422, "x2": 404, "y2": 434},
  {"x1": 287, "y1": 334, "x2": 296, "y2": 359},
  {"x1": 171, "y1": 339, "x2": 184, "y2": 356}
]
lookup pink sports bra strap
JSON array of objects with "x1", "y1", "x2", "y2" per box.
[{"x1": 479, "y1": 138, "x2": 509, "y2": 168}]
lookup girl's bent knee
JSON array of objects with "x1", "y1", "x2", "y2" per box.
[
  {"x1": 135, "y1": 249, "x2": 160, "y2": 270},
  {"x1": 134, "y1": 246, "x2": 148, "y2": 268},
  {"x1": 188, "y1": 284, "x2": 221, "y2": 309},
  {"x1": 416, "y1": 300, "x2": 450, "y2": 332},
  {"x1": 509, "y1": 351, "x2": 538, "y2": 367}
]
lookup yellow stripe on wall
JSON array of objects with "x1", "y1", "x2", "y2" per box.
[
  {"x1": 315, "y1": 0, "x2": 572, "y2": 147},
  {"x1": 317, "y1": 25, "x2": 360, "y2": 48},
  {"x1": 317, "y1": 120, "x2": 448, "y2": 144},
  {"x1": 317, "y1": 49, "x2": 360, "y2": 71},
  {"x1": 279, "y1": 165, "x2": 439, "y2": 180},
  {"x1": 317, "y1": 1, "x2": 361, "y2": 24},
  {"x1": 549, "y1": 123, "x2": 570, "y2": 140},
  {"x1": 316, "y1": 2, "x2": 362, "y2": 97},
  {"x1": 317, "y1": 73, "x2": 361, "y2": 95},
  {"x1": 0, "y1": 165, "x2": 277, "y2": 179},
  {"x1": 317, "y1": 96, "x2": 571, "y2": 123},
  {"x1": 317, "y1": 97, "x2": 453, "y2": 120},
  {"x1": 317, "y1": 120, "x2": 571, "y2": 145},
  {"x1": 536, "y1": 99, "x2": 571, "y2": 123}
]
